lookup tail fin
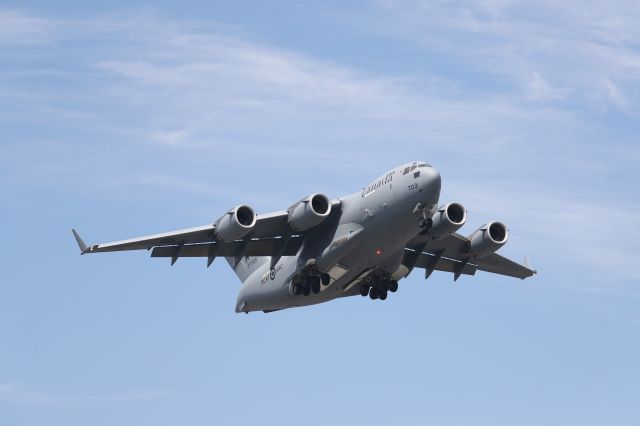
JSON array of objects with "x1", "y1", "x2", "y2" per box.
[{"x1": 226, "y1": 256, "x2": 269, "y2": 283}]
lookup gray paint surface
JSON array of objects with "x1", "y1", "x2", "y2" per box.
[{"x1": 73, "y1": 161, "x2": 535, "y2": 313}]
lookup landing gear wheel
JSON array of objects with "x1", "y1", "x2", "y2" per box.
[
  {"x1": 311, "y1": 276, "x2": 321, "y2": 294},
  {"x1": 292, "y1": 283, "x2": 303, "y2": 295},
  {"x1": 321, "y1": 273, "x2": 331, "y2": 286},
  {"x1": 359, "y1": 285, "x2": 369, "y2": 297},
  {"x1": 389, "y1": 280, "x2": 398, "y2": 293},
  {"x1": 369, "y1": 287, "x2": 379, "y2": 300},
  {"x1": 379, "y1": 290, "x2": 388, "y2": 301},
  {"x1": 302, "y1": 281, "x2": 311, "y2": 296},
  {"x1": 380, "y1": 280, "x2": 390, "y2": 292}
]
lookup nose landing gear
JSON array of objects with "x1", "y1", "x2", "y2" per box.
[{"x1": 418, "y1": 216, "x2": 433, "y2": 234}]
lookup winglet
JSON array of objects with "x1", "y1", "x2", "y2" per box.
[
  {"x1": 524, "y1": 256, "x2": 537, "y2": 273},
  {"x1": 523, "y1": 256, "x2": 538, "y2": 277},
  {"x1": 72, "y1": 229, "x2": 88, "y2": 254}
]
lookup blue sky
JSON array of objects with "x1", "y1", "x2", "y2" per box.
[{"x1": 1, "y1": 1, "x2": 639, "y2": 424}]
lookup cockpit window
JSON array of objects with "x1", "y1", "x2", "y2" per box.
[
  {"x1": 418, "y1": 163, "x2": 431, "y2": 168},
  {"x1": 410, "y1": 164, "x2": 417, "y2": 171},
  {"x1": 403, "y1": 167, "x2": 410, "y2": 175}
]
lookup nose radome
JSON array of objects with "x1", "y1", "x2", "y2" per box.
[{"x1": 422, "y1": 165, "x2": 441, "y2": 190}]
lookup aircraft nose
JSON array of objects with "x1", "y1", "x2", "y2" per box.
[{"x1": 422, "y1": 165, "x2": 441, "y2": 191}]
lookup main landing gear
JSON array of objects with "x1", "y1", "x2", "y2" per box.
[
  {"x1": 359, "y1": 275, "x2": 398, "y2": 302},
  {"x1": 292, "y1": 272, "x2": 331, "y2": 296}
]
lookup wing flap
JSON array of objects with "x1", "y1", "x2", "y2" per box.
[
  {"x1": 150, "y1": 236, "x2": 303, "y2": 259},
  {"x1": 405, "y1": 232, "x2": 535, "y2": 279},
  {"x1": 406, "y1": 249, "x2": 477, "y2": 277}
]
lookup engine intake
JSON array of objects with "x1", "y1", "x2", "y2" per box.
[
  {"x1": 467, "y1": 221, "x2": 509, "y2": 257},
  {"x1": 215, "y1": 205, "x2": 256, "y2": 242},
  {"x1": 429, "y1": 202, "x2": 467, "y2": 238},
  {"x1": 289, "y1": 193, "x2": 332, "y2": 232}
]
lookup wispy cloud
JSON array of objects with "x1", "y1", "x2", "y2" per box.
[
  {"x1": 1, "y1": 9, "x2": 571, "y2": 191},
  {"x1": 375, "y1": 0, "x2": 640, "y2": 112},
  {"x1": 0, "y1": 10, "x2": 55, "y2": 45},
  {"x1": 0, "y1": 382, "x2": 179, "y2": 406},
  {"x1": 447, "y1": 180, "x2": 640, "y2": 288},
  {"x1": 0, "y1": 8, "x2": 601, "y2": 159},
  {"x1": 1, "y1": 8, "x2": 637, "y2": 288}
]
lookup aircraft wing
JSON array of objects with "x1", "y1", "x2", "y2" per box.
[
  {"x1": 72, "y1": 225, "x2": 217, "y2": 253},
  {"x1": 404, "y1": 233, "x2": 536, "y2": 280},
  {"x1": 72, "y1": 201, "x2": 340, "y2": 266}
]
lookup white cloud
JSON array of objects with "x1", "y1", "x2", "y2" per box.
[
  {"x1": 526, "y1": 72, "x2": 567, "y2": 102},
  {"x1": 0, "y1": 10, "x2": 55, "y2": 45},
  {"x1": 0, "y1": 8, "x2": 586, "y2": 158},
  {"x1": 447, "y1": 180, "x2": 640, "y2": 288},
  {"x1": 375, "y1": 0, "x2": 640, "y2": 112},
  {"x1": 601, "y1": 79, "x2": 629, "y2": 109},
  {"x1": 1, "y1": 8, "x2": 637, "y2": 288}
]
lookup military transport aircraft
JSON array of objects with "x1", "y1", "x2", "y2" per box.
[{"x1": 73, "y1": 161, "x2": 536, "y2": 313}]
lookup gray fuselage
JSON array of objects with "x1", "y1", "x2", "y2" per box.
[{"x1": 235, "y1": 162, "x2": 441, "y2": 312}]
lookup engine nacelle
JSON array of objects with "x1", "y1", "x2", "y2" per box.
[
  {"x1": 429, "y1": 202, "x2": 467, "y2": 238},
  {"x1": 467, "y1": 221, "x2": 509, "y2": 257},
  {"x1": 215, "y1": 205, "x2": 256, "y2": 242},
  {"x1": 288, "y1": 193, "x2": 332, "y2": 232}
]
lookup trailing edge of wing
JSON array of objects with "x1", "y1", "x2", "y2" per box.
[
  {"x1": 404, "y1": 248, "x2": 477, "y2": 277},
  {"x1": 406, "y1": 232, "x2": 536, "y2": 279},
  {"x1": 150, "y1": 236, "x2": 303, "y2": 260}
]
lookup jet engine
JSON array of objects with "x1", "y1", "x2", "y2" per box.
[
  {"x1": 288, "y1": 193, "x2": 332, "y2": 232},
  {"x1": 215, "y1": 205, "x2": 256, "y2": 242},
  {"x1": 429, "y1": 202, "x2": 467, "y2": 238},
  {"x1": 467, "y1": 221, "x2": 509, "y2": 257}
]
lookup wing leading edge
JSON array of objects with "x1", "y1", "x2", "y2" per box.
[{"x1": 72, "y1": 201, "x2": 341, "y2": 266}]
